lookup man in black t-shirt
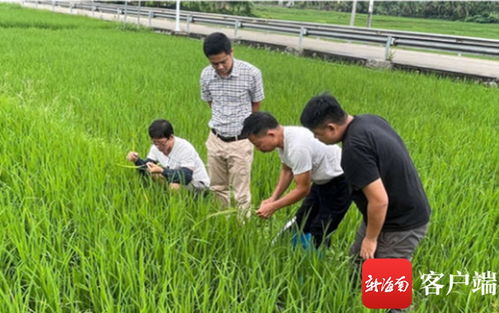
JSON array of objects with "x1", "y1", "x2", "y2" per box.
[{"x1": 300, "y1": 93, "x2": 430, "y2": 263}]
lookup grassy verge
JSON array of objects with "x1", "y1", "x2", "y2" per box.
[{"x1": 254, "y1": 4, "x2": 499, "y2": 40}]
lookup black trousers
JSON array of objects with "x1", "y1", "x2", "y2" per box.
[{"x1": 295, "y1": 174, "x2": 352, "y2": 248}]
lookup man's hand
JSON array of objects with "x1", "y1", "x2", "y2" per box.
[
  {"x1": 127, "y1": 151, "x2": 139, "y2": 162},
  {"x1": 360, "y1": 237, "x2": 378, "y2": 260},
  {"x1": 257, "y1": 171, "x2": 311, "y2": 220},
  {"x1": 146, "y1": 162, "x2": 163, "y2": 174},
  {"x1": 260, "y1": 197, "x2": 276, "y2": 206},
  {"x1": 256, "y1": 201, "x2": 277, "y2": 219}
]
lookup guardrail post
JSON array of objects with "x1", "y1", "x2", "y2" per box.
[
  {"x1": 385, "y1": 35, "x2": 394, "y2": 61},
  {"x1": 137, "y1": 0, "x2": 141, "y2": 25},
  {"x1": 186, "y1": 15, "x2": 193, "y2": 33},
  {"x1": 367, "y1": 0, "x2": 374, "y2": 28},
  {"x1": 234, "y1": 20, "x2": 242, "y2": 38},
  {"x1": 299, "y1": 27, "x2": 308, "y2": 51},
  {"x1": 175, "y1": 0, "x2": 181, "y2": 32},
  {"x1": 51, "y1": 0, "x2": 55, "y2": 11},
  {"x1": 350, "y1": 0, "x2": 357, "y2": 26},
  {"x1": 124, "y1": 0, "x2": 128, "y2": 23},
  {"x1": 70, "y1": 2, "x2": 74, "y2": 14},
  {"x1": 91, "y1": 5, "x2": 96, "y2": 17},
  {"x1": 148, "y1": 11, "x2": 153, "y2": 27}
]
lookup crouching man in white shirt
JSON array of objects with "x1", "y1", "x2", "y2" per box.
[
  {"x1": 126, "y1": 119, "x2": 210, "y2": 193},
  {"x1": 242, "y1": 112, "x2": 351, "y2": 248}
]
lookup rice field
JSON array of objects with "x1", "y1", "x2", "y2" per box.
[{"x1": 0, "y1": 3, "x2": 498, "y2": 313}]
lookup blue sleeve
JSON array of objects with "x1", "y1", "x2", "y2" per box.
[
  {"x1": 162, "y1": 167, "x2": 193, "y2": 185},
  {"x1": 134, "y1": 158, "x2": 156, "y2": 176}
]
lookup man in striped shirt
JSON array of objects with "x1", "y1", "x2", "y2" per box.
[{"x1": 200, "y1": 32, "x2": 264, "y2": 219}]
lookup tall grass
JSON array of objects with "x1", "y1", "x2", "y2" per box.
[
  {"x1": 253, "y1": 4, "x2": 499, "y2": 40},
  {"x1": 0, "y1": 3, "x2": 497, "y2": 312}
]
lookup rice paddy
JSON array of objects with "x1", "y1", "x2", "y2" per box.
[{"x1": 0, "y1": 3, "x2": 497, "y2": 313}]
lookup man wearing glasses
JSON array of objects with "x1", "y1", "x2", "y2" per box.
[{"x1": 126, "y1": 119, "x2": 210, "y2": 192}]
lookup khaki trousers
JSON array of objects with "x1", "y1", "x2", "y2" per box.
[{"x1": 205, "y1": 131, "x2": 253, "y2": 218}]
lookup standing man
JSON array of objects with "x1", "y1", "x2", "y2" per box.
[
  {"x1": 200, "y1": 32, "x2": 264, "y2": 219},
  {"x1": 300, "y1": 93, "x2": 431, "y2": 263},
  {"x1": 242, "y1": 112, "x2": 351, "y2": 248}
]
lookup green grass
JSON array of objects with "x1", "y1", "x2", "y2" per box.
[
  {"x1": 0, "y1": 3, "x2": 498, "y2": 313},
  {"x1": 254, "y1": 4, "x2": 499, "y2": 40}
]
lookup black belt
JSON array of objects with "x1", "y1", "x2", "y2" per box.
[{"x1": 211, "y1": 129, "x2": 247, "y2": 142}]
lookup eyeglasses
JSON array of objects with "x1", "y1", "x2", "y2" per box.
[{"x1": 152, "y1": 138, "x2": 169, "y2": 147}]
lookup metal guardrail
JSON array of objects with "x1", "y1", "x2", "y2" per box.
[{"x1": 32, "y1": 1, "x2": 499, "y2": 59}]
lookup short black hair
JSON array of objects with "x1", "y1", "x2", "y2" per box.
[
  {"x1": 242, "y1": 112, "x2": 279, "y2": 137},
  {"x1": 148, "y1": 119, "x2": 174, "y2": 139},
  {"x1": 300, "y1": 92, "x2": 347, "y2": 130},
  {"x1": 203, "y1": 32, "x2": 231, "y2": 57}
]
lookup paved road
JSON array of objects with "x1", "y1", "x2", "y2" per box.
[{"x1": 24, "y1": 2, "x2": 499, "y2": 83}]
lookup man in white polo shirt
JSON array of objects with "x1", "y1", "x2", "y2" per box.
[
  {"x1": 126, "y1": 119, "x2": 210, "y2": 192},
  {"x1": 242, "y1": 112, "x2": 351, "y2": 248},
  {"x1": 200, "y1": 32, "x2": 264, "y2": 219}
]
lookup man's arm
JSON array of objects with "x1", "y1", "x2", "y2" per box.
[
  {"x1": 200, "y1": 71, "x2": 212, "y2": 107},
  {"x1": 360, "y1": 178, "x2": 389, "y2": 259},
  {"x1": 256, "y1": 170, "x2": 311, "y2": 219},
  {"x1": 127, "y1": 152, "x2": 157, "y2": 176},
  {"x1": 249, "y1": 67, "x2": 264, "y2": 112},
  {"x1": 264, "y1": 164, "x2": 294, "y2": 202},
  {"x1": 162, "y1": 167, "x2": 193, "y2": 185},
  {"x1": 146, "y1": 163, "x2": 194, "y2": 185}
]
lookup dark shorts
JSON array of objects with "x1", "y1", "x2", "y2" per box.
[
  {"x1": 294, "y1": 174, "x2": 352, "y2": 247},
  {"x1": 349, "y1": 222, "x2": 429, "y2": 313},
  {"x1": 350, "y1": 222, "x2": 429, "y2": 262}
]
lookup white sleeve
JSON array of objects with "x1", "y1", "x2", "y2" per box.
[
  {"x1": 288, "y1": 147, "x2": 312, "y2": 175},
  {"x1": 146, "y1": 145, "x2": 159, "y2": 161},
  {"x1": 177, "y1": 142, "x2": 197, "y2": 169}
]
